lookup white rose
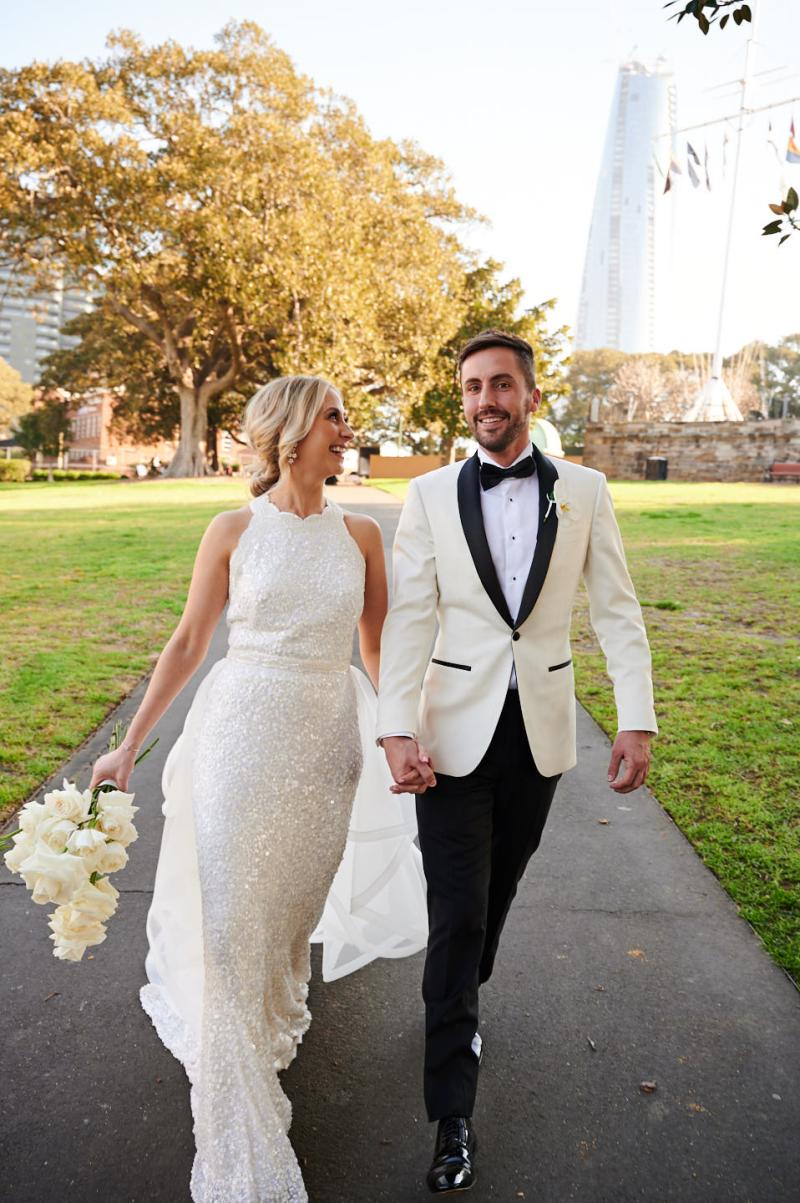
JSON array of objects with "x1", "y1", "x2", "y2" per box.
[
  {"x1": 42, "y1": 781, "x2": 92, "y2": 823},
  {"x1": 69, "y1": 877, "x2": 119, "y2": 923},
  {"x1": 35, "y1": 815, "x2": 78, "y2": 854},
  {"x1": 4, "y1": 833, "x2": 36, "y2": 875},
  {"x1": 66, "y1": 827, "x2": 109, "y2": 857},
  {"x1": 18, "y1": 800, "x2": 48, "y2": 834},
  {"x1": 49, "y1": 904, "x2": 107, "y2": 944},
  {"x1": 94, "y1": 841, "x2": 129, "y2": 875},
  {"x1": 97, "y1": 788, "x2": 136, "y2": 814},
  {"x1": 49, "y1": 905, "x2": 108, "y2": 961},
  {"x1": 18, "y1": 845, "x2": 91, "y2": 905},
  {"x1": 52, "y1": 940, "x2": 88, "y2": 962},
  {"x1": 102, "y1": 817, "x2": 137, "y2": 848},
  {"x1": 96, "y1": 793, "x2": 138, "y2": 842}
]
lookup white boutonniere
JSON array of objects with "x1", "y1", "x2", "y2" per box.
[{"x1": 545, "y1": 479, "x2": 577, "y2": 523}]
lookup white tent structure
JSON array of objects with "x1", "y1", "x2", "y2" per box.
[{"x1": 684, "y1": 375, "x2": 743, "y2": 422}]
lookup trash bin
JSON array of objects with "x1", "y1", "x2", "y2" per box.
[{"x1": 645, "y1": 456, "x2": 668, "y2": 481}]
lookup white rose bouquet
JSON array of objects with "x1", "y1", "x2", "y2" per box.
[{"x1": 1, "y1": 722, "x2": 156, "y2": 961}]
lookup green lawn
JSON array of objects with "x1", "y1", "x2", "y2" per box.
[
  {"x1": 2, "y1": 477, "x2": 799, "y2": 981},
  {"x1": 0, "y1": 478, "x2": 246, "y2": 825}
]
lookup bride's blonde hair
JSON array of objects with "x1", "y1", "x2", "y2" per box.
[{"x1": 244, "y1": 375, "x2": 340, "y2": 498}]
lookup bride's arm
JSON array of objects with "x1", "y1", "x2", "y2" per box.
[
  {"x1": 345, "y1": 513, "x2": 387, "y2": 692},
  {"x1": 89, "y1": 509, "x2": 248, "y2": 790}
]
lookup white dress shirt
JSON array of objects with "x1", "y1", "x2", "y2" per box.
[
  {"x1": 379, "y1": 443, "x2": 539, "y2": 742},
  {"x1": 477, "y1": 443, "x2": 539, "y2": 688}
]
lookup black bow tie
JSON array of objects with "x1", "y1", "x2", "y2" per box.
[{"x1": 479, "y1": 456, "x2": 536, "y2": 491}]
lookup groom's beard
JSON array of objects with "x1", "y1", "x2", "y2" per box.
[{"x1": 469, "y1": 409, "x2": 530, "y2": 455}]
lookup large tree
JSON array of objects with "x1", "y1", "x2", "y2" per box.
[
  {"x1": 14, "y1": 393, "x2": 72, "y2": 461},
  {"x1": 0, "y1": 23, "x2": 469, "y2": 474},
  {"x1": 406, "y1": 261, "x2": 571, "y2": 459},
  {"x1": 554, "y1": 348, "x2": 629, "y2": 448},
  {"x1": 0, "y1": 357, "x2": 33, "y2": 439},
  {"x1": 761, "y1": 333, "x2": 800, "y2": 418}
]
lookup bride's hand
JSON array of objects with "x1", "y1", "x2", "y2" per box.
[{"x1": 90, "y1": 747, "x2": 137, "y2": 792}]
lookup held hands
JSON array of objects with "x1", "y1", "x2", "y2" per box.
[
  {"x1": 89, "y1": 747, "x2": 137, "y2": 793},
  {"x1": 607, "y1": 730, "x2": 652, "y2": 794},
  {"x1": 382, "y1": 736, "x2": 437, "y2": 795}
]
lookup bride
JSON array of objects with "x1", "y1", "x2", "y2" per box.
[{"x1": 90, "y1": 375, "x2": 429, "y2": 1202}]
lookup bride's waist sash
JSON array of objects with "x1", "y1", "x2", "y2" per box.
[{"x1": 225, "y1": 647, "x2": 350, "y2": 675}]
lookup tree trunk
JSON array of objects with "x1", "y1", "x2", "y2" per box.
[{"x1": 165, "y1": 386, "x2": 209, "y2": 477}]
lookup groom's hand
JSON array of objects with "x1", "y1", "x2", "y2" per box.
[
  {"x1": 607, "y1": 730, "x2": 652, "y2": 794},
  {"x1": 382, "y1": 736, "x2": 437, "y2": 794}
]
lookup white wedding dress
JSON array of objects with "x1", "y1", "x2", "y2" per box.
[{"x1": 139, "y1": 492, "x2": 428, "y2": 1202}]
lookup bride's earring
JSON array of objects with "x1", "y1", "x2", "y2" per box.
[{"x1": 287, "y1": 445, "x2": 297, "y2": 466}]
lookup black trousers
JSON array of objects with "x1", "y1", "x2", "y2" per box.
[{"x1": 415, "y1": 690, "x2": 560, "y2": 1121}]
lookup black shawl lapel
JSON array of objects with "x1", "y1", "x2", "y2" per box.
[
  {"x1": 515, "y1": 445, "x2": 560, "y2": 628},
  {"x1": 456, "y1": 454, "x2": 514, "y2": 628}
]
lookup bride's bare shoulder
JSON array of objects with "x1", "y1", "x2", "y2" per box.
[{"x1": 203, "y1": 503, "x2": 253, "y2": 555}]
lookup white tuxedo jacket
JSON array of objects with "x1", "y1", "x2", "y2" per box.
[{"x1": 376, "y1": 448, "x2": 657, "y2": 778}]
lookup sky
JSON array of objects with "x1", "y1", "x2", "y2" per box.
[{"x1": 5, "y1": 1, "x2": 799, "y2": 357}]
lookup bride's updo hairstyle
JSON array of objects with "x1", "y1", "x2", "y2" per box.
[{"x1": 244, "y1": 375, "x2": 340, "y2": 498}]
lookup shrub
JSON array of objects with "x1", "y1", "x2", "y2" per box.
[
  {"x1": 29, "y1": 468, "x2": 123, "y2": 482},
  {"x1": 0, "y1": 459, "x2": 31, "y2": 482}
]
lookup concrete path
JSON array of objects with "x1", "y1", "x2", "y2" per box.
[{"x1": 1, "y1": 489, "x2": 798, "y2": 1203}]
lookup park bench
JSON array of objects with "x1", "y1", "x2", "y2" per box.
[{"x1": 766, "y1": 462, "x2": 800, "y2": 483}]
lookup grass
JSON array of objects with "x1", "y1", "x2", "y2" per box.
[
  {"x1": 0, "y1": 478, "x2": 246, "y2": 824},
  {"x1": 2, "y1": 476, "x2": 799, "y2": 982},
  {"x1": 363, "y1": 477, "x2": 414, "y2": 499}
]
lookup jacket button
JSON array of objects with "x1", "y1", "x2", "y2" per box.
[{"x1": 512, "y1": 631, "x2": 520, "y2": 641}]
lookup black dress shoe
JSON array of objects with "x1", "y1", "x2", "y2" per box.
[{"x1": 426, "y1": 1116, "x2": 477, "y2": 1194}]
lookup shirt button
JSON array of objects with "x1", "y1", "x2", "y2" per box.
[{"x1": 512, "y1": 631, "x2": 520, "y2": 641}]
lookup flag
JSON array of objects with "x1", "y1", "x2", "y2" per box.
[
  {"x1": 687, "y1": 157, "x2": 700, "y2": 188},
  {"x1": 687, "y1": 142, "x2": 701, "y2": 165},
  {"x1": 767, "y1": 120, "x2": 783, "y2": 164},
  {"x1": 788, "y1": 119, "x2": 800, "y2": 165},
  {"x1": 704, "y1": 143, "x2": 711, "y2": 191}
]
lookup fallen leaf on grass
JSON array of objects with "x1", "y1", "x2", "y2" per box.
[
  {"x1": 640, "y1": 1080, "x2": 657, "y2": 1094},
  {"x1": 686, "y1": 1102, "x2": 706, "y2": 1114}
]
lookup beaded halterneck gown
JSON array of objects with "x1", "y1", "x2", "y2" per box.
[{"x1": 140, "y1": 492, "x2": 427, "y2": 1203}]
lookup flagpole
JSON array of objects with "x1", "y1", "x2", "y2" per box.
[{"x1": 711, "y1": 5, "x2": 761, "y2": 383}]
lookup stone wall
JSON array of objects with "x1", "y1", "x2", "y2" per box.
[
  {"x1": 583, "y1": 419, "x2": 800, "y2": 482},
  {"x1": 368, "y1": 454, "x2": 445, "y2": 479}
]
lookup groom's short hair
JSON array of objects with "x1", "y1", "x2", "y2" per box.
[{"x1": 457, "y1": 329, "x2": 537, "y2": 391}]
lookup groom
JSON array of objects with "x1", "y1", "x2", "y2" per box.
[{"x1": 377, "y1": 329, "x2": 657, "y2": 1193}]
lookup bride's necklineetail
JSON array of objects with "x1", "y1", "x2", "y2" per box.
[{"x1": 261, "y1": 490, "x2": 330, "y2": 521}]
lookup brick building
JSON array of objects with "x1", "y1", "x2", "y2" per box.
[{"x1": 65, "y1": 392, "x2": 177, "y2": 472}]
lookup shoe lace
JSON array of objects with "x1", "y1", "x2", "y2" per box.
[{"x1": 440, "y1": 1117, "x2": 468, "y2": 1148}]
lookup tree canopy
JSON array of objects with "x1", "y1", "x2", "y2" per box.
[
  {"x1": 0, "y1": 357, "x2": 33, "y2": 439},
  {"x1": 406, "y1": 261, "x2": 571, "y2": 459},
  {"x1": 0, "y1": 22, "x2": 473, "y2": 473}
]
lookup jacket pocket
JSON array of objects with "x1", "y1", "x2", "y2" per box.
[
  {"x1": 548, "y1": 659, "x2": 572, "y2": 672},
  {"x1": 431, "y1": 657, "x2": 472, "y2": 672}
]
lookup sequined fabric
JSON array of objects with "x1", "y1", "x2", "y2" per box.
[{"x1": 146, "y1": 493, "x2": 365, "y2": 1202}]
